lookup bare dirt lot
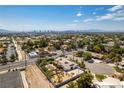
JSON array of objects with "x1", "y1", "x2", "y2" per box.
[{"x1": 26, "y1": 64, "x2": 54, "y2": 88}]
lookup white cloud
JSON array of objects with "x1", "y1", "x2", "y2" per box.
[
  {"x1": 117, "y1": 10, "x2": 124, "y2": 13},
  {"x1": 76, "y1": 12, "x2": 82, "y2": 17},
  {"x1": 95, "y1": 6, "x2": 124, "y2": 21},
  {"x1": 96, "y1": 10, "x2": 124, "y2": 21},
  {"x1": 83, "y1": 19, "x2": 94, "y2": 22},
  {"x1": 96, "y1": 14, "x2": 114, "y2": 21},
  {"x1": 108, "y1": 5, "x2": 123, "y2": 12},
  {"x1": 73, "y1": 20, "x2": 79, "y2": 22},
  {"x1": 113, "y1": 17, "x2": 124, "y2": 21}
]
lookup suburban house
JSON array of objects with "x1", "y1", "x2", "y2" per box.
[
  {"x1": 55, "y1": 57, "x2": 79, "y2": 72},
  {"x1": 94, "y1": 77, "x2": 124, "y2": 88}
]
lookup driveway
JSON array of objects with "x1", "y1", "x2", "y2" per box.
[{"x1": 84, "y1": 62, "x2": 115, "y2": 76}]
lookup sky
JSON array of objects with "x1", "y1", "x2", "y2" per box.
[{"x1": 0, "y1": 5, "x2": 124, "y2": 31}]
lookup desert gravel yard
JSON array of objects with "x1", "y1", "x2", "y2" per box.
[{"x1": 84, "y1": 62, "x2": 116, "y2": 76}]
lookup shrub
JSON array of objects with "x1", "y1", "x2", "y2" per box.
[
  {"x1": 83, "y1": 52, "x2": 92, "y2": 61},
  {"x1": 95, "y1": 74, "x2": 106, "y2": 81},
  {"x1": 114, "y1": 66, "x2": 124, "y2": 73}
]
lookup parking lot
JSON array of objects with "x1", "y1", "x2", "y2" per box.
[
  {"x1": 84, "y1": 62, "x2": 115, "y2": 76},
  {"x1": 66, "y1": 54, "x2": 115, "y2": 76},
  {"x1": 0, "y1": 71, "x2": 23, "y2": 88}
]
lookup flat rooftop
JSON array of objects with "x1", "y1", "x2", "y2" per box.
[{"x1": 0, "y1": 71, "x2": 24, "y2": 88}]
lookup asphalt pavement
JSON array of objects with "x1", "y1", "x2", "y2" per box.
[
  {"x1": 84, "y1": 62, "x2": 115, "y2": 76},
  {"x1": 0, "y1": 58, "x2": 38, "y2": 71}
]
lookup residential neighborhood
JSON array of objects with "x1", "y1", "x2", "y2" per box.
[
  {"x1": 0, "y1": 5, "x2": 124, "y2": 88},
  {"x1": 1, "y1": 32, "x2": 124, "y2": 88}
]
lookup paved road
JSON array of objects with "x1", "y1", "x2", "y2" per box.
[
  {"x1": 84, "y1": 62, "x2": 115, "y2": 76},
  {"x1": 0, "y1": 52, "x2": 62, "y2": 72},
  {"x1": 12, "y1": 38, "x2": 23, "y2": 61},
  {"x1": 0, "y1": 58, "x2": 38, "y2": 71}
]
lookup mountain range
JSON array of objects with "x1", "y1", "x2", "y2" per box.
[
  {"x1": 0, "y1": 29, "x2": 11, "y2": 33},
  {"x1": 0, "y1": 28, "x2": 124, "y2": 33}
]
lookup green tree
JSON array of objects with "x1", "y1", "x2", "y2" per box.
[
  {"x1": 76, "y1": 51, "x2": 83, "y2": 57},
  {"x1": 77, "y1": 40, "x2": 84, "y2": 48},
  {"x1": 113, "y1": 41, "x2": 120, "y2": 49},
  {"x1": 67, "y1": 81, "x2": 77, "y2": 88},
  {"x1": 0, "y1": 55, "x2": 8, "y2": 65},
  {"x1": 53, "y1": 43, "x2": 61, "y2": 50},
  {"x1": 93, "y1": 45, "x2": 101, "y2": 53},
  {"x1": 10, "y1": 54, "x2": 16, "y2": 62},
  {"x1": 76, "y1": 61, "x2": 85, "y2": 69},
  {"x1": 39, "y1": 39, "x2": 48, "y2": 48},
  {"x1": 0, "y1": 43, "x2": 3, "y2": 48},
  {"x1": 76, "y1": 71, "x2": 93, "y2": 88},
  {"x1": 87, "y1": 44, "x2": 93, "y2": 51},
  {"x1": 80, "y1": 61, "x2": 85, "y2": 69},
  {"x1": 83, "y1": 52, "x2": 92, "y2": 61},
  {"x1": 69, "y1": 42, "x2": 76, "y2": 50}
]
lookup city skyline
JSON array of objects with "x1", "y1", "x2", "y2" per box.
[{"x1": 0, "y1": 5, "x2": 124, "y2": 31}]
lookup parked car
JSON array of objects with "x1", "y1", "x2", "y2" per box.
[
  {"x1": 29, "y1": 51, "x2": 38, "y2": 58},
  {"x1": 87, "y1": 59, "x2": 94, "y2": 63}
]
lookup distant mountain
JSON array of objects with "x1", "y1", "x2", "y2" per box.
[
  {"x1": 82, "y1": 29, "x2": 124, "y2": 32},
  {"x1": 0, "y1": 28, "x2": 124, "y2": 33},
  {"x1": 0, "y1": 29, "x2": 10, "y2": 33},
  {"x1": 81, "y1": 29, "x2": 105, "y2": 32}
]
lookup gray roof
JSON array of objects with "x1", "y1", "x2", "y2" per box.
[
  {"x1": 56, "y1": 58, "x2": 78, "y2": 71},
  {"x1": 0, "y1": 71, "x2": 24, "y2": 88}
]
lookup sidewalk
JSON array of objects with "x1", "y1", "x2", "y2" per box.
[{"x1": 20, "y1": 71, "x2": 28, "y2": 88}]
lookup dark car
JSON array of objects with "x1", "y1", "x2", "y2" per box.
[{"x1": 87, "y1": 59, "x2": 94, "y2": 63}]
